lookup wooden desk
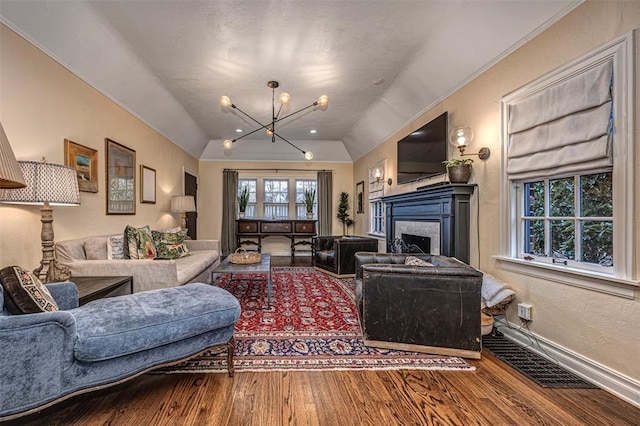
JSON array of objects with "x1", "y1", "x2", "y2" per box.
[
  {"x1": 236, "y1": 219, "x2": 317, "y2": 256},
  {"x1": 72, "y1": 276, "x2": 133, "y2": 305}
]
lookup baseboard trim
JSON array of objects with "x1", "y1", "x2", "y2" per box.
[{"x1": 494, "y1": 318, "x2": 640, "y2": 408}]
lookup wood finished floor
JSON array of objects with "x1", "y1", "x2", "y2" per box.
[{"x1": 8, "y1": 257, "x2": 639, "y2": 426}]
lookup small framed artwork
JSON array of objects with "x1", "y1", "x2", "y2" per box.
[
  {"x1": 356, "y1": 181, "x2": 364, "y2": 214},
  {"x1": 64, "y1": 139, "x2": 98, "y2": 193},
  {"x1": 105, "y1": 138, "x2": 136, "y2": 215},
  {"x1": 140, "y1": 165, "x2": 156, "y2": 204}
]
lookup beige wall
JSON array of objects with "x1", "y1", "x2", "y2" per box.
[
  {"x1": 198, "y1": 160, "x2": 354, "y2": 254},
  {"x1": 355, "y1": 1, "x2": 640, "y2": 382},
  {"x1": 0, "y1": 24, "x2": 199, "y2": 268}
]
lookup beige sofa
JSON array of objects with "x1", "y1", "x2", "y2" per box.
[{"x1": 56, "y1": 236, "x2": 220, "y2": 293}]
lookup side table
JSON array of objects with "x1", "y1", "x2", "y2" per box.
[{"x1": 71, "y1": 276, "x2": 134, "y2": 306}]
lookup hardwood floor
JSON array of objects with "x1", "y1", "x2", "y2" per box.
[{"x1": 7, "y1": 257, "x2": 639, "y2": 425}]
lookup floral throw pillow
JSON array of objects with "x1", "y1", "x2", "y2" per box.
[
  {"x1": 152, "y1": 229, "x2": 191, "y2": 260},
  {"x1": 0, "y1": 266, "x2": 59, "y2": 314},
  {"x1": 125, "y1": 225, "x2": 157, "y2": 260}
]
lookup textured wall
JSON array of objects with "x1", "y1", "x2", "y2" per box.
[
  {"x1": 354, "y1": 0, "x2": 640, "y2": 381},
  {"x1": 0, "y1": 24, "x2": 199, "y2": 268}
]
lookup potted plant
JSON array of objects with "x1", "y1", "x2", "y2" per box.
[
  {"x1": 442, "y1": 158, "x2": 473, "y2": 183},
  {"x1": 336, "y1": 191, "x2": 355, "y2": 235},
  {"x1": 304, "y1": 188, "x2": 316, "y2": 219},
  {"x1": 238, "y1": 186, "x2": 249, "y2": 218}
]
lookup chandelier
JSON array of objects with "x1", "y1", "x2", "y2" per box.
[{"x1": 220, "y1": 81, "x2": 329, "y2": 160}]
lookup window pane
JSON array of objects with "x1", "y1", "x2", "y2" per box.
[
  {"x1": 550, "y1": 220, "x2": 575, "y2": 260},
  {"x1": 264, "y1": 179, "x2": 288, "y2": 203},
  {"x1": 524, "y1": 181, "x2": 545, "y2": 216},
  {"x1": 581, "y1": 221, "x2": 613, "y2": 266},
  {"x1": 523, "y1": 219, "x2": 545, "y2": 255},
  {"x1": 550, "y1": 177, "x2": 574, "y2": 217},
  {"x1": 581, "y1": 172, "x2": 612, "y2": 217}
]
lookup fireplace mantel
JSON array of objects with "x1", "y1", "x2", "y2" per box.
[{"x1": 382, "y1": 183, "x2": 476, "y2": 264}]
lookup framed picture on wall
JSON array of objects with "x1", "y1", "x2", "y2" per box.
[
  {"x1": 64, "y1": 139, "x2": 98, "y2": 193},
  {"x1": 356, "y1": 181, "x2": 364, "y2": 214},
  {"x1": 105, "y1": 138, "x2": 136, "y2": 215},
  {"x1": 140, "y1": 165, "x2": 156, "y2": 204}
]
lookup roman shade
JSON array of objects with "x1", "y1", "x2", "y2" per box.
[{"x1": 506, "y1": 60, "x2": 613, "y2": 180}]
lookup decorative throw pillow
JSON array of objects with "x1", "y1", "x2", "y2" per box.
[
  {"x1": 107, "y1": 235, "x2": 126, "y2": 260},
  {"x1": 404, "y1": 255, "x2": 434, "y2": 267},
  {"x1": 125, "y1": 225, "x2": 140, "y2": 260},
  {"x1": 152, "y1": 229, "x2": 191, "y2": 260},
  {"x1": 0, "y1": 266, "x2": 59, "y2": 314},
  {"x1": 125, "y1": 225, "x2": 157, "y2": 260},
  {"x1": 84, "y1": 236, "x2": 108, "y2": 260}
]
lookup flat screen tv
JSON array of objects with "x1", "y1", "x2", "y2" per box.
[{"x1": 396, "y1": 111, "x2": 448, "y2": 185}]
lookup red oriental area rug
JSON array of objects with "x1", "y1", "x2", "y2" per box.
[{"x1": 161, "y1": 267, "x2": 474, "y2": 373}]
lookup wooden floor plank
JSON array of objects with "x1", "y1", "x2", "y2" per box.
[{"x1": 8, "y1": 257, "x2": 639, "y2": 425}]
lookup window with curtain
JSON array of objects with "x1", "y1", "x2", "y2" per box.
[
  {"x1": 499, "y1": 33, "x2": 635, "y2": 296},
  {"x1": 238, "y1": 179, "x2": 257, "y2": 217},
  {"x1": 295, "y1": 179, "x2": 317, "y2": 218}
]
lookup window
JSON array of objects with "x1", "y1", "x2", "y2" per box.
[
  {"x1": 499, "y1": 33, "x2": 636, "y2": 297},
  {"x1": 238, "y1": 179, "x2": 257, "y2": 217},
  {"x1": 263, "y1": 179, "x2": 289, "y2": 218},
  {"x1": 295, "y1": 179, "x2": 317, "y2": 218},
  {"x1": 369, "y1": 199, "x2": 384, "y2": 236},
  {"x1": 519, "y1": 172, "x2": 613, "y2": 273}
]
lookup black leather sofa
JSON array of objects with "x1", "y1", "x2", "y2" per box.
[
  {"x1": 354, "y1": 252, "x2": 483, "y2": 359},
  {"x1": 312, "y1": 236, "x2": 378, "y2": 276}
]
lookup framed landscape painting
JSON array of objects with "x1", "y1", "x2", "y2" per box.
[
  {"x1": 105, "y1": 138, "x2": 136, "y2": 215},
  {"x1": 64, "y1": 139, "x2": 98, "y2": 193}
]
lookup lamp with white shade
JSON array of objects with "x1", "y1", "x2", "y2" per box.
[
  {"x1": 1, "y1": 159, "x2": 80, "y2": 282},
  {"x1": 0, "y1": 122, "x2": 26, "y2": 189},
  {"x1": 171, "y1": 195, "x2": 196, "y2": 229}
]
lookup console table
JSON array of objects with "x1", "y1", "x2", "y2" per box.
[{"x1": 236, "y1": 219, "x2": 317, "y2": 256}]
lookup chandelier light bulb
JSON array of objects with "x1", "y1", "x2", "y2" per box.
[
  {"x1": 222, "y1": 139, "x2": 233, "y2": 150},
  {"x1": 317, "y1": 95, "x2": 329, "y2": 107},
  {"x1": 266, "y1": 127, "x2": 274, "y2": 136},
  {"x1": 220, "y1": 95, "x2": 232, "y2": 108},
  {"x1": 304, "y1": 151, "x2": 314, "y2": 160},
  {"x1": 279, "y1": 92, "x2": 291, "y2": 105}
]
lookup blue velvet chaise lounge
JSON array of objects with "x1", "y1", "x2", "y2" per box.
[{"x1": 0, "y1": 280, "x2": 241, "y2": 421}]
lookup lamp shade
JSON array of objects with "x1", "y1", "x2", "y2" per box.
[
  {"x1": 0, "y1": 160, "x2": 80, "y2": 206},
  {"x1": 171, "y1": 195, "x2": 196, "y2": 212},
  {"x1": 0, "y1": 122, "x2": 26, "y2": 189}
]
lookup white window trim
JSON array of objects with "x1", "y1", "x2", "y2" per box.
[
  {"x1": 497, "y1": 31, "x2": 638, "y2": 299},
  {"x1": 368, "y1": 197, "x2": 385, "y2": 237}
]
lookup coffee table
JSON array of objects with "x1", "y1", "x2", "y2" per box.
[{"x1": 212, "y1": 253, "x2": 272, "y2": 309}]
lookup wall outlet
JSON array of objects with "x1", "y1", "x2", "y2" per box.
[{"x1": 518, "y1": 303, "x2": 533, "y2": 321}]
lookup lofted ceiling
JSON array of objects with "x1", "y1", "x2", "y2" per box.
[{"x1": 0, "y1": 0, "x2": 581, "y2": 162}]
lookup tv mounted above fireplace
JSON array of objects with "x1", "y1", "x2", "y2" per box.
[{"x1": 396, "y1": 111, "x2": 448, "y2": 185}]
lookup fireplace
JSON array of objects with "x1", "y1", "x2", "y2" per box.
[
  {"x1": 382, "y1": 183, "x2": 475, "y2": 264},
  {"x1": 401, "y1": 234, "x2": 431, "y2": 253}
]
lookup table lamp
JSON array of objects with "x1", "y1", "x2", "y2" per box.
[
  {"x1": 171, "y1": 195, "x2": 196, "y2": 229},
  {"x1": 0, "y1": 158, "x2": 80, "y2": 282},
  {"x1": 0, "y1": 122, "x2": 26, "y2": 189}
]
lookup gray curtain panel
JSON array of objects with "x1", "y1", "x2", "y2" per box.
[
  {"x1": 221, "y1": 169, "x2": 238, "y2": 257},
  {"x1": 317, "y1": 171, "x2": 333, "y2": 236},
  {"x1": 507, "y1": 60, "x2": 613, "y2": 180}
]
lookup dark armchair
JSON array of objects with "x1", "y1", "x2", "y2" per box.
[
  {"x1": 354, "y1": 252, "x2": 482, "y2": 359},
  {"x1": 312, "y1": 236, "x2": 379, "y2": 277}
]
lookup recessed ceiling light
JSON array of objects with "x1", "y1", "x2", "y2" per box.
[
  {"x1": 235, "y1": 129, "x2": 243, "y2": 133},
  {"x1": 309, "y1": 130, "x2": 317, "y2": 134},
  {"x1": 373, "y1": 78, "x2": 384, "y2": 86}
]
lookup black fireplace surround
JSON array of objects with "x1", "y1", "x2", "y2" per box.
[{"x1": 382, "y1": 183, "x2": 476, "y2": 264}]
